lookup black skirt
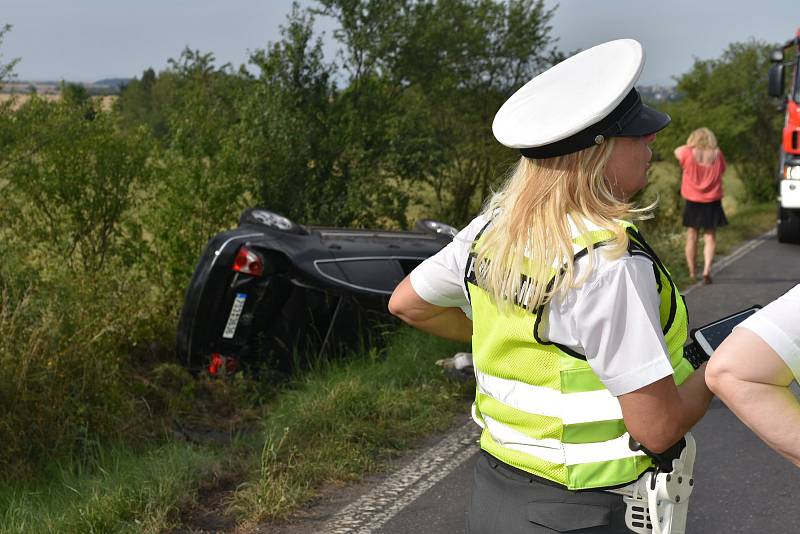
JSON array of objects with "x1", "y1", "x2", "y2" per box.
[{"x1": 683, "y1": 199, "x2": 728, "y2": 229}]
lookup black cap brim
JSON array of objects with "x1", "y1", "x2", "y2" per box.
[
  {"x1": 615, "y1": 103, "x2": 671, "y2": 137},
  {"x1": 519, "y1": 90, "x2": 671, "y2": 159}
]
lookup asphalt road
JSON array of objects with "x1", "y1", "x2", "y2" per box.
[{"x1": 376, "y1": 231, "x2": 800, "y2": 534}]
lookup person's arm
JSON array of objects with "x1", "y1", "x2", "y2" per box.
[
  {"x1": 575, "y1": 255, "x2": 713, "y2": 453},
  {"x1": 706, "y1": 328, "x2": 800, "y2": 467},
  {"x1": 673, "y1": 145, "x2": 687, "y2": 161},
  {"x1": 388, "y1": 276, "x2": 472, "y2": 342},
  {"x1": 618, "y1": 364, "x2": 714, "y2": 453}
]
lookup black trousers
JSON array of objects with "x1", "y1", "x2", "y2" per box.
[{"x1": 468, "y1": 452, "x2": 631, "y2": 533}]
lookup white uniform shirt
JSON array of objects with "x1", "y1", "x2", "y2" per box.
[
  {"x1": 737, "y1": 284, "x2": 800, "y2": 381},
  {"x1": 410, "y1": 215, "x2": 675, "y2": 396}
]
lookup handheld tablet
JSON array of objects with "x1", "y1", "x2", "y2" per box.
[{"x1": 691, "y1": 305, "x2": 762, "y2": 356}]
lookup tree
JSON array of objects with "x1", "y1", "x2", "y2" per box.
[
  {"x1": 237, "y1": 5, "x2": 392, "y2": 227},
  {"x1": 59, "y1": 81, "x2": 97, "y2": 120},
  {"x1": 60, "y1": 81, "x2": 90, "y2": 106},
  {"x1": 115, "y1": 68, "x2": 174, "y2": 138},
  {"x1": 138, "y1": 49, "x2": 257, "y2": 298},
  {"x1": 315, "y1": 0, "x2": 562, "y2": 226},
  {"x1": 0, "y1": 98, "x2": 153, "y2": 273},
  {"x1": 0, "y1": 24, "x2": 19, "y2": 89}
]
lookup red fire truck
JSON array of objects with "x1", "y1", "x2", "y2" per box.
[{"x1": 768, "y1": 28, "x2": 800, "y2": 243}]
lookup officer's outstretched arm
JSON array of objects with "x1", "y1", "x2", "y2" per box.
[
  {"x1": 706, "y1": 328, "x2": 800, "y2": 467},
  {"x1": 618, "y1": 368, "x2": 713, "y2": 453},
  {"x1": 389, "y1": 276, "x2": 473, "y2": 343}
]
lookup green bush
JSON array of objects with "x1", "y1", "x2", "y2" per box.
[
  {"x1": 0, "y1": 96, "x2": 174, "y2": 476},
  {"x1": 0, "y1": 276, "x2": 137, "y2": 476}
]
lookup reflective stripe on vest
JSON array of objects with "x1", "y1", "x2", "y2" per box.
[{"x1": 466, "y1": 222, "x2": 694, "y2": 490}]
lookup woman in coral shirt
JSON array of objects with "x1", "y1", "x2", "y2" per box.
[{"x1": 674, "y1": 127, "x2": 728, "y2": 284}]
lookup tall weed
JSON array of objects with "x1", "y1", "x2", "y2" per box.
[{"x1": 0, "y1": 274, "x2": 152, "y2": 477}]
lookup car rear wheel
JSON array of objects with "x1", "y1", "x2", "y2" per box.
[
  {"x1": 777, "y1": 206, "x2": 800, "y2": 244},
  {"x1": 239, "y1": 208, "x2": 307, "y2": 235}
]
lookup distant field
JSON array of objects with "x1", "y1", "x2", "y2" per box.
[{"x1": 0, "y1": 93, "x2": 116, "y2": 110}]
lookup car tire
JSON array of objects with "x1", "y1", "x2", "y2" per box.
[
  {"x1": 239, "y1": 208, "x2": 307, "y2": 235},
  {"x1": 777, "y1": 206, "x2": 800, "y2": 244},
  {"x1": 414, "y1": 219, "x2": 458, "y2": 238}
]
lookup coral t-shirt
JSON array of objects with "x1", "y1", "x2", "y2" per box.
[{"x1": 678, "y1": 147, "x2": 726, "y2": 203}]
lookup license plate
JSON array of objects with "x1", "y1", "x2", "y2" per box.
[{"x1": 222, "y1": 293, "x2": 247, "y2": 339}]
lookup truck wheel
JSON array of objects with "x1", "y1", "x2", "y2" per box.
[{"x1": 777, "y1": 206, "x2": 800, "y2": 244}]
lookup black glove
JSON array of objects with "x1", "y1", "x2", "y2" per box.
[{"x1": 683, "y1": 340, "x2": 709, "y2": 370}]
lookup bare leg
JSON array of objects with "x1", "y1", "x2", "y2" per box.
[
  {"x1": 685, "y1": 227, "x2": 698, "y2": 279},
  {"x1": 703, "y1": 229, "x2": 716, "y2": 277}
]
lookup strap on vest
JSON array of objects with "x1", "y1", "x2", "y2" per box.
[
  {"x1": 463, "y1": 219, "x2": 493, "y2": 303},
  {"x1": 531, "y1": 243, "x2": 613, "y2": 360},
  {"x1": 542, "y1": 228, "x2": 680, "y2": 347},
  {"x1": 626, "y1": 227, "x2": 680, "y2": 334},
  {"x1": 464, "y1": 223, "x2": 683, "y2": 359}
]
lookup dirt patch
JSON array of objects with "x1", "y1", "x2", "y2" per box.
[{"x1": 172, "y1": 472, "x2": 241, "y2": 534}]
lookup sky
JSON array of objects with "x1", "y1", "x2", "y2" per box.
[{"x1": 1, "y1": 0, "x2": 798, "y2": 85}]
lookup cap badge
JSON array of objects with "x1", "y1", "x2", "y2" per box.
[{"x1": 594, "y1": 134, "x2": 605, "y2": 145}]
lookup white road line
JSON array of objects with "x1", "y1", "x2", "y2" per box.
[
  {"x1": 323, "y1": 420, "x2": 479, "y2": 534},
  {"x1": 683, "y1": 228, "x2": 776, "y2": 295}
]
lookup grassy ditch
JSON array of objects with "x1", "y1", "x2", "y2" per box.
[{"x1": 0, "y1": 328, "x2": 469, "y2": 533}]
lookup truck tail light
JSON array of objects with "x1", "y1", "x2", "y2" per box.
[{"x1": 233, "y1": 246, "x2": 264, "y2": 276}]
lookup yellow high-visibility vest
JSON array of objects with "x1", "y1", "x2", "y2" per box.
[{"x1": 466, "y1": 223, "x2": 694, "y2": 490}]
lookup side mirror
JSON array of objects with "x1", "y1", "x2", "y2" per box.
[
  {"x1": 768, "y1": 63, "x2": 785, "y2": 98},
  {"x1": 770, "y1": 49, "x2": 785, "y2": 63}
]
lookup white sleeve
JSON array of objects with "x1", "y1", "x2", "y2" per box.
[
  {"x1": 408, "y1": 216, "x2": 488, "y2": 315},
  {"x1": 736, "y1": 284, "x2": 800, "y2": 381},
  {"x1": 573, "y1": 255, "x2": 675, "y2": 396}
]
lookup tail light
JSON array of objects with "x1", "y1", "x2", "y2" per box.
[
  {"x1": 233, "y1": 246, "x2": 264, "y2": 276},
  {"x1": 208, "y1": 353, "x2": 238, "y2": 376}
]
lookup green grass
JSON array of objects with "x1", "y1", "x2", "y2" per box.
[
  {"x1": 0, "y1": 328, "x2": 469, "y2": 531},
  {"x1": 231, "y1": 327, "x2": 470, "y2": 526},
  {"x1": 0, "y1": 443, "x2": 224, "y2": 534}
]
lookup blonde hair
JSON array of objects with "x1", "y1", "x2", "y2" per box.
[
  {"x1": 686, "y1": 127, "x2": 718, "y2": 149},
  {"x1": 475, "y1": 140, "x2": 646, "y2": 313}
]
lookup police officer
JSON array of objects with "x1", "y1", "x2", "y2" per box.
[{"x1": 389, "y1": 39, "x2": 714, "y2": 533}]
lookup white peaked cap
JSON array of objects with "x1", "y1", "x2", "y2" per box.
[{"x1": 492, "y1": 39, "x2": 670, "y2": 159}]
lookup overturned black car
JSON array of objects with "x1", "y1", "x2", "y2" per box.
[{"x1": 176, "y1": 208, "x2": 456, "y2": 375}]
